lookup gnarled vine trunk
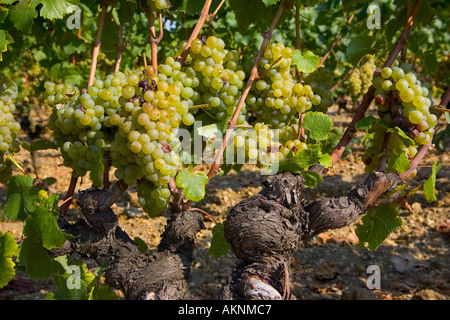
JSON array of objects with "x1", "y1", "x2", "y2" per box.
[{"x1": 52, "y1": 171, "x2": 402, "y2": 300}]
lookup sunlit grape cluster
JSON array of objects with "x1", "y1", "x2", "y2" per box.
[
  {"x1": 373, "y1": 63, "x2": 437, "y2": 146},
  {"x1": 348, "y1": 54, "x2": 376, "y2": 98},
  {"x1": 110, "y1": 66, "x2": 184, "y2": 195},
  {"x1": 232, "y1": 122, "x2": 307, "y2": 173},
  {"x1": 0, "y1": 74, "x2": 20, "y2": 181},
  {"x1": 247, "y1": 42, "x2": 332, "y2": 129},
  {"x1": 46, "y1": 81, "x2": 112, "y2": 177},
  {"x1": 0, "y1": 74, "x2": 20, "y2": 157},
  {"x1": 173, "y1": 35, "x2": 248, "y2": 125}
]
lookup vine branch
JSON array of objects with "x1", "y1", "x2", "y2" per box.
[
  {"x1": 88, "y1": 2, "x2": 108, "y2": 87},
  {"x1": 177, "y1": 0, "x2": 213, "y2": 62},
  {"x1": 206, "y1": 0, "x2": 287, "y2": 182},
  {"x1": 328, "y1": 0, "x2": 424, "y2": 168}
]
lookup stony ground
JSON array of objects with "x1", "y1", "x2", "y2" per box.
[{"x1": 0, "y1": 105, "x2": 448, "y2": 300}]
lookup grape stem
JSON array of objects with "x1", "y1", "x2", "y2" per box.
[
  {"x1": 330, "y1": 66, "x2": 355, "y2": 92},
  {"x1": 328, "y1": 0, "x2": 424, "y2": 168},
  {"x1": 114, "y1": 24, "x2": 125, "y2": 73},
  {"x1": 177, "y1": 0, "x2": 213, "y2": 62},
  {"x1": 206, "y1": 0, "x2": 287, "y2": 181},
  {"x1": 207, "y1": 0, "x2": 226, "y2": 22},
  {"x1": 87, "y1": 2, "x2": 108, "y2": 87},
  {"x1": 59, "y1": 171, "x2": 78, "y2": 217},
  {"x1": 258, "y1": 56, "x2": 283, "y2": 79},
  {"x1": 147, "y1": 7, "x2": 164, "y2": 73}
]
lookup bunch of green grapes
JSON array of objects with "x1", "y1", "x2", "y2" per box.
[
  {"x1": 0, "y1": 74, "x2": 20, "y2": 156},
  {"x1": 0, "y1": 74, "x2": 20, "y2": 182},
  {"x1": 348, "y1": 68, "x2": 362, "y2": 97},
  {"x1": 46, "y1": 79, "x2": 114, "y2": 177},
  {"x1": 146, "y1": 0, "x2": 168, "y2": 11},
  {"x1": 172, "y1": 35, "x2": 248, "y2": 125},
  {"x1": 247, "y1": 42, "x2": 330, "y2": 129},
  {"x1": 108, "y1": 66, "x2": 193, "y2": 216},
  {"x1": 348, "y1": 54, "x2": 376, "y2": 98},
  {"x1": 232, "y1": 122, "x2": 307, "y2": 174},
  {"x1": 373, "y1": 63, "x2": 437, "y2": 146},
  {"x1": 302, "y1": 68, "x2": 334, "y2": 113},
  {"x1": 137, "y1": 179, "x2": 171, "y2": 217}
]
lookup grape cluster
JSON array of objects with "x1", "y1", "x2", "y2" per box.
[
  {"x1": 0, "y1": 74, "x2": 20, "y2": 157},
  {"x1": 0, "y1": 74, "x2": 20, "y2": 181},
  {"x1": 137, "y1": 178, "x2": 171, "y2": 217},
  {"x1": 302, "y1": 68, "x2": 334, "y2": 113},
  {"x1": 232, "y1": 122, "x2": 307, "y2": 173},
  {"x1": 46, "y1": 80, "x2": 112, "y2": 178},
  {"x1": 374, "y1": 64, "x2": 437, "y2": 146},
  {"x1": 172, "y1": 35, "x2": 248, "y2": 125},
  {"x1": 110, "y1": 66, "x2": 184, "y2": 195},
  {"x1": 247, "y1": 42, "x2": 332, "y2": 129},
  {"x1": 348, "y1": 54, "x2": 376, "y2": 98}
]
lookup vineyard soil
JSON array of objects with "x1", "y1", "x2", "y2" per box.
[{"x1": 0, "y1": 104, "x2": 448, "y2": 300}]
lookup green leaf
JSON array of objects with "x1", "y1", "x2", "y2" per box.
[
  {"x1": 278, "y1": 151, "x2": 303, "y2": 174},
  {"x1": 391, "y1": 127, "x2": 415, "y2": 148},
  {"x1": 262, "y1": 0, "x2": 279, "y2": 7},
  {"x1": 22, "y1": 139, "x2": 58, "y2": 152},
  {"x1": 355, "y1": 116, "x2": 378, "y2": 131},
  {"x1": 0, "y1": 231, "x2": 18, "y2": 288},
  {"x1": 318, "y1": 153, "x2": 332, "y2": 168},
  {"x1": 356, "y1": 205, "x2": 403, "y2": 251},
  {"x1": 388, "y1": 148, "x2": 410, "y2": 173},
  {"x1": 207, "y1": 222, "x2": 230, "y2": 258},
  {"x1": 346, "y1": 35, "x2": 376, "y2": 65},
  {"x1": 90, "y1": 153, "x2": 104, "y2": 188},
  {"x1": 5, "y1": 175, "x2": 40, "y2": 220},
  {"x1": 133, "y1": 237, "x2": 148, "y2": 254},
  {"x1": 302, "y1": 112, "x2": 333, "y2": 141},
  {"x1": 39, "y1": 0, "x2": 78, "y2": 20},
  {"x1": 423, "y1": 160, "x2": 442, "y2": 203},
  {"x1": 229, "y1": 0, "x2": 280, "y2": 32},
  {"x1": 302, "y1": 170, "x2": 323, "y2": 189},
  {"x1": 291, "y1": 50, "x2": 320, "y2": 74},
  {"x1": 27, "y1": 194, "x2": 72, "y2": 250},
  {"x1": 175, "y1": 170, "x2": 208, "y2": 203},
  {"x1": 8, "y1": 1, "x2": 38, "y2": 32},
  {"x1": 17, "y1": 230, "x2": 63, "y2": 279}
]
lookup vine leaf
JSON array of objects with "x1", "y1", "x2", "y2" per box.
[
  {"x1": 388, "y1": 148, "x2": 410, "y2": 173},
  {"x1": 302, "y1": 111, "x2": 333, "y2": 141},
  {"x1": 346, "y1": 35, "x2": 376, "y2": 65},
  {"x1": 5, "y1": 175, "x2": 40, "y2": 220},
  {"x1": 423, "y1": 160, "x2": 442, "y2": 203},
  {"x1": 8, "y1": 0, "x2": 79, "y2": 32},
  {"x1": 302, "y1": 170, "x2": 323, "y2": 189},
  {"x1": 291, "y1": 50, "x2": 320, "y2": 73},
  {"x1": 0, "y1": 231, "x2": 18, "y2": 288},
  {"x1": 356, "y1": 204, "x2": 403, "y2": 251},
  {"x1": 175, "y1": 170, "x2": 208, "y2": 203},
  {"x1": 207, "y1": 222, "x2": 230, "y2": 258}
]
